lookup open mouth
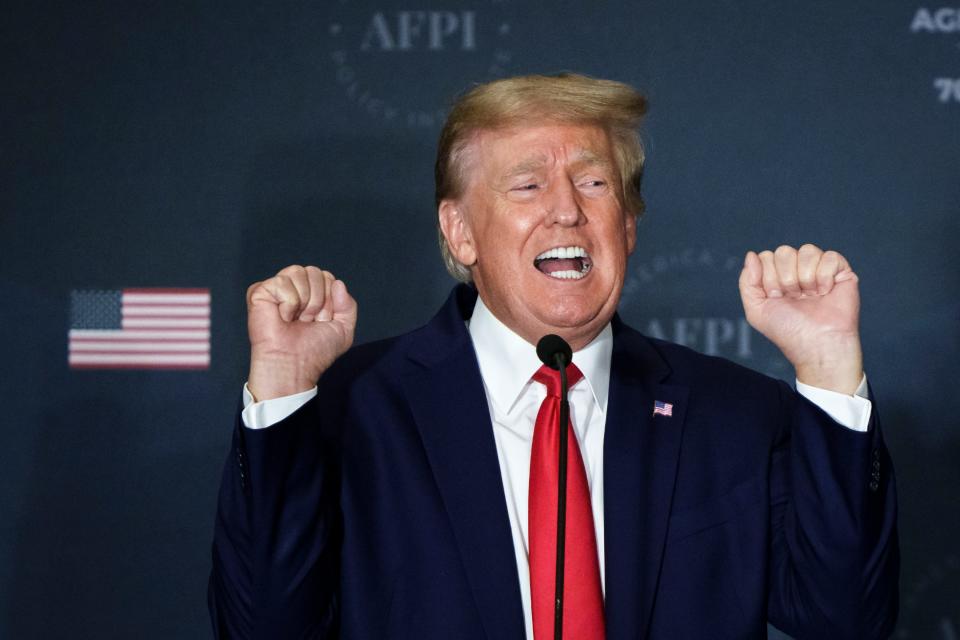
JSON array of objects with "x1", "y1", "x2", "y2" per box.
[{"x1": 534, "y1": 246, "x2": 593, "y2": 280}]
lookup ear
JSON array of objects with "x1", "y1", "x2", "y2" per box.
[
  {"x1": 438, "y1": 199, "x2": 478, "y2": 267},
  {"x1": 624, "y1": 211, "x2": 638, "y2": 255}
]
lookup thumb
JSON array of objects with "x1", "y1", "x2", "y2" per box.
[
  {"x1": 739, "y1": 251, "x2": 764, "y2": 306},
  {"x1": 330, "y1": 279, "x2": 358, "y2": 333}
]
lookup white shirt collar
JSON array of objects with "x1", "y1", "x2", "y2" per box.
[{"x1": 468, "y1": 295, "x2": 612, "y2": 416}]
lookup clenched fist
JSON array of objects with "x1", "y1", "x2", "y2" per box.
[
  {"x1": 739, "y1": 244, "x2": 863, "y2": 395},
  {"x1": 247, "y1": 265, "x2": 357, "y2": 401}
]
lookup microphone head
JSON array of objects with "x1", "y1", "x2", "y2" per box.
[{"x1": 536, "y1": 334, "x2": 572, "y2": 370}]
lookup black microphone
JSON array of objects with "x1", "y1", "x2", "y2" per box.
[
  {"x1": 536, "y1": 334, "x2": 572, "y2": 640},
  {"x1": 537, "y1": 334, "x2": 572, "y2": 371}
]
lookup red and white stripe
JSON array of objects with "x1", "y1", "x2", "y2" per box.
[{"x1": 69, "y1": 288, "x2": 211, "y2": 369}]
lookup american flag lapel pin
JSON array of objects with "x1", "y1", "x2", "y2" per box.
[{"x1": 653, "y1": 400, "x2": 673, "y2": 417}]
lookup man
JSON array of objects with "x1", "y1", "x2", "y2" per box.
[{"x1": 209, "y1": 74, "x2": 898, "y2": 639}]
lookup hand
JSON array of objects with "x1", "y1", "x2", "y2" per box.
[
  {"x1": 246, "y1": 265, "x2": 357, "y2": 401},
  {"x1": 739, "y1": 244, "x2": 863, "y2": 394}
]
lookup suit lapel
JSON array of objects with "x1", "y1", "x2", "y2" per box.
[
  {"x1": 400, "y1": 286, "x2": 525, "y2": 639},
  {"x1": 604, "y1": 320, "x2": 688, "y2": 639},
  {"x1": 398, "y1": 290, "x2": 688, "y2": 639}
]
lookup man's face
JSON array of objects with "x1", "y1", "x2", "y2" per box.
[{"x1": 440, "y1": 122, "x2": 637, "y2": 349}]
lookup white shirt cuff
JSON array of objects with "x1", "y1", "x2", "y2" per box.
[
  {"x1": 795, "y1": 374, "x2": 872, "y2": 432},
  {"x1": 241, "y1": 383, "x2": 318, "y2": 429}
]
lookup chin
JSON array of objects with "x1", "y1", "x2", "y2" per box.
[{"x1": 536, "y1": 298, "x2": 606, "y2": 332}]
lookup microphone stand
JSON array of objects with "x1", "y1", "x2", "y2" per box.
[
  {"x1": 554, "y1": 353, "x2": 569, "y2": 640},
  {"x1": 536, "y1": 334, "x2": 575, "y2": 640}
]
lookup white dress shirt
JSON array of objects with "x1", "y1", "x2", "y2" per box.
[
  {"x1": 467, "y1": 298, "x2": 611, "y2": 640},
  {"x1": 241, "y1": 297, "x2": 872, "y2": 639}
]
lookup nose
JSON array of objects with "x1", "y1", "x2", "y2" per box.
[{"x1": 544, "y1": 178, "x2": 584, "y2": 227}]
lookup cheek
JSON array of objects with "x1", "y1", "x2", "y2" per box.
[
  {"x1": 482, "y1": 216, "x2": 537, "y2": 264},
  {"x1": 475, "y1": 239, "x2": 527, "y2": 286}
]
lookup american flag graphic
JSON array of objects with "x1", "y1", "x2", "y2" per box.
[
  {"x1": 653, "y1": 400, "x2": 673, "y2": 417},
  {"x1": 68, "y1": 288, "x2": 210, "y2": 370}
]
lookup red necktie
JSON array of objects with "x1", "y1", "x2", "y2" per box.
[{"x1": 529, "y1": 363, "x2": 605, "y2": 640}]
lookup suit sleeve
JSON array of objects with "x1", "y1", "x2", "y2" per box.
[
  {"x1": 766, "y1": 380, "x2": 899, "y2": 639},
  {"x1": 208, "y1": 395, "x2": 342, "y2": 639}
]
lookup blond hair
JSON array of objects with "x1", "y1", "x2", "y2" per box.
[{"x1": 435, "y1": 73, "x2": 649, "y2": 282}]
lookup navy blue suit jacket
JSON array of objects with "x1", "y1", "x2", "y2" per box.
[{"x1": 209, "y1": 285, "x2": 898, "y2": 639}]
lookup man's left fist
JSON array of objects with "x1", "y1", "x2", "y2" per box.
[{"x1": 739, "y1": 244, "x2": 863, "y2": 394}]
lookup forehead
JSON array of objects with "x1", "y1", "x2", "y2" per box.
[{"x1": 468, "y1": 122, "x2": 615, "y2": 177}]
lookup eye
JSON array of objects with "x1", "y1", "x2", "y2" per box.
[
  {"x1": 579, "y1": 179, "x2": 607, "y2": 190},
  {"x1": 513, "y1": 183, "x2": 539, "y2": 191}
]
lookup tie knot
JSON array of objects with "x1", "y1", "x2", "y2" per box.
[{"x1": 532, "y1": 362, "x2": 584, "y2": 397}]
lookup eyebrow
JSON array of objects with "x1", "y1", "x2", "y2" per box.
[
  {"x1": 502, "y1": 149, "x2": 612, "y2": 178},
  {"x1": 571, "y1": 149, "x2": 613, "y2": 170}
]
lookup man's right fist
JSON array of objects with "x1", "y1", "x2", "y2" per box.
[{"x1": 246, "y1": 265, "x2": 357, "y2": 401}]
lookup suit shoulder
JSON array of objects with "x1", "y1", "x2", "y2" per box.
[
  {"x1": 324, "y1": 334, "x2": 406, "y2": 385},
  {"x1": 321, "y1": 317, "x2": 447, "y2": 388},
  {"x1": 632, "y1": 332, "x2": 794, "y2": 445},
  {"x1": 644, "y1": 334, "x2": 787, "y2": 394}
]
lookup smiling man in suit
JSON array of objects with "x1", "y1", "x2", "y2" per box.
[{"x1": 209, "y1": 74, "x2": 898, "y2": 639}]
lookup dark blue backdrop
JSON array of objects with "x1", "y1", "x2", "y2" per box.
[{"x1": 3, "y1": 2, "x2": 958, "y2": 637}]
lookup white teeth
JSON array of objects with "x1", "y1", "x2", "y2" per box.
[
  {"x1": 547, "y1": 270, "x2": 587, "y2": 280},
  {"x1": 535, "y1": 246, "x2": 588, "y2": 261},
  {"x1": 534, "y1": 245, "x2": 592, "y2": 280}
]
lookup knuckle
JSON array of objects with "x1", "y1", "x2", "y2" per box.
[
  {"x1": 278, "y1": 265, "x2": 307, "y2": 282},
  {"x1": 275, "y1": 276, "x2": 299, "y2": 300},
  {"x1": 774, "y1": 244, "x2": 795, "y2": 257},
  {"x1": 798, "y1": 242, "x2": 820, "y2": 254}
]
